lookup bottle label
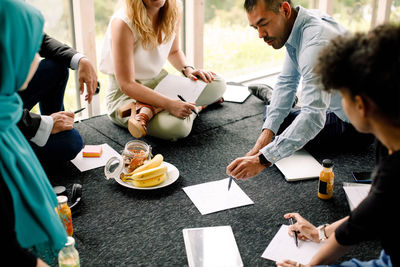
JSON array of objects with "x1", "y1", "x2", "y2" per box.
[{"x1": 318, "y1": 180, "x2": 328, "y2": 195}]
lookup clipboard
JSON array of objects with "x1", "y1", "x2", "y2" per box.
[{"x1": 223, "y1": 82, "x2": 251, "y2": 103}]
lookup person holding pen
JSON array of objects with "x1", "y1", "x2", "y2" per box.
[
  {"x1": 99, "y1": 0, "x2": 226, "y2": 141},
  {"x1": 276, "y1": 23, "x2": 400, "y2": 267},
  {"x1": 226, "y1": 0, "x2": 374, "y2": 180},
  {"x1": 17, "y1": 31, "x2": 98, "y2": 164}
]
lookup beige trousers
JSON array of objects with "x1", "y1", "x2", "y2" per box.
[{"x1": 106, "y1": 69, "x2": 226, "y2": 141}]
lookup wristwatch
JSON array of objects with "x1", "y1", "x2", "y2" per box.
[
  {"x1": 181, "y1": 65, "x2": 194, "y2": 77},
  {"x1": 258, "y1": 153, "x2": 270, "y2": 167},
  {"x1": 317, "y1": 224, "x2": 329, "y2": 241}
]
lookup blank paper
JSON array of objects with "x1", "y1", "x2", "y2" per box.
[
  {"x1": 262, "y1": 225, "x2": 323, "y2": 264},
  {"x1": 182, "y1": 178, "x2": 254, "y2": 215}
]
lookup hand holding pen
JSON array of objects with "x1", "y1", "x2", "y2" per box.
[
  {"x1": 177, "y1": 95, "x2": 198, "y2": 116},
  {"x1": 289, "y1": 217, "x2": 299, "y2": 247}
]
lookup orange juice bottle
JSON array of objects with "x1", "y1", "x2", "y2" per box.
[
  {"x1": 57, "y1": 196, "x2": 73, "y2": 236},
  {"x1": 318, "y1": 159, "x2": 334, "y2": 200}
]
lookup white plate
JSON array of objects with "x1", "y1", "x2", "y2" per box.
[{"x1": 114, "y1": 162, "x2": 180, "y2": 190}]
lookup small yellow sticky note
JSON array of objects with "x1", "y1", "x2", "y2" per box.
[{"x1": 82, "y1": 145, "x2": 103, "y2": 157}]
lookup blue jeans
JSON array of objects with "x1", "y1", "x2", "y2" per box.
[
  {"x1": 266, "y1": 108, "x2": 375, "y2": 152},
  {"x1": 18, "y1": 58, "x2": 83, "y2": 163},
  {"x1": 320, "y1": 250, "x2": 393, "y2": 267}
]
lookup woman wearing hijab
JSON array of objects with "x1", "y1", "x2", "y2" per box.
[
  {"x1": 100, "y1": 0, "x2": 226, "y2": 141},
  {"x1": 0, "y1": 0, "x2": 68, "y2": 266}
]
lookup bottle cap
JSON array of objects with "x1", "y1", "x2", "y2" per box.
[
  {"x1": 57, "y1": 195, "x2": 68, "y2": 204},
  {"x1": 322, "y1": 159, "x2": 333, "y2": 168},
  {"x1": 65, "y1": 236, "x2": 75, "y2": 246}
]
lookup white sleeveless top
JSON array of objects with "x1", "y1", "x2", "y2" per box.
[{"x1": 99, "y1": 8, "x2": 176, "y2": 80}]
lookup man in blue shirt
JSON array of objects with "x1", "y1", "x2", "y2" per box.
[{"x1": 227, "y1": 0, "x2": 373, "y2": 179}]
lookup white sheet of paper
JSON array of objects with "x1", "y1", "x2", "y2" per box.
[
  {"x1": 154, "y1": 74, "x2": 207, "y2": 103},
  {"x1": 71, "y1": 143, "x2": 121, "y2": 172},
  {"x1": 223, "y1": 84, "x2": 250, "y2": 103},
  {"x1": 343, "y1": 184, "x2": 371, "y2": 210},
  {"x1": 182, "y1": 178, "x2": 254, "y2": 215},
  {"x1": 262, "y1": 225, "x2": 323, "y2": 264},
  {"x1": 274, "y1": 149, "x2": 322, "y2": 181},
  {"x1": 183, "y1": 226, "x2": 244, "y2": 267}
]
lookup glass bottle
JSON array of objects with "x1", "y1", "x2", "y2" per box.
[
  {"x1": 57, "y1": 195, "x2": 73, "y2": 236},
  {"x1": 318, "y1": 159, "x2": 335, "y2": 199},
  {"x1": 58, "y1": 236, "x2": 80, "y2": 267}
]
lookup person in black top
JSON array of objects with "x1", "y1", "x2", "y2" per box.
[
  {"x1": 17, "y1": 33, "x2": 98, "y2": 164},
  {"x1": 276, "y1": 24, "x2": 400, "y2": 267}
]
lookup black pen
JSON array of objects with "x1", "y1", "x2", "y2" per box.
[
  {"x1": 74, "y1": 107, "x2": 86, "y2": 114},
  {"x1": 289, "y1": 218, "x2": 299, "y2": 247},
  {"x1": 177, "y1": 95, "x2": 198, "y2": 116},
  {"x1": 228, "y1": 176, "x2": 233, "y2": 191}
]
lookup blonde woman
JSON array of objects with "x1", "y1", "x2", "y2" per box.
[{"x1": 100, "y1": 0, "x2": 226, "y2": 141}]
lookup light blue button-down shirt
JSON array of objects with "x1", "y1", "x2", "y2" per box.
[{"x1": 261, "y1": 6, "x2": 349, "y2": 165}]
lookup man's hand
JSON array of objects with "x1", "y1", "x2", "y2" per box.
[
  {"x1": 226, "y1": 154, "x2": 267, "y2": 180},
  {"x1": 78, "y1": 57, "x2": 97, "y2": 104},
  {"x1": 50, "y1": 111, "x2": 74, "y2": 134},
  {"x1": 246, "y1": 128, "x2": 274, "y2": 156}
]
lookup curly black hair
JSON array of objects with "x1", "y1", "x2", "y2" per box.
[
  {"x1": 315, "y1": 23, "x2": 400, "y2": 125},
  {"x1": 244, "y1": 0, "x2": 292, "y2": 13}
]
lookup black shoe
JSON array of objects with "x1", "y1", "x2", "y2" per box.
[
  {"x1": 248, "y1": 84, "x2": 273, "y2": 104},
  {"x1": 248, "y1": 83, "x2": 298, "y2": 107}
]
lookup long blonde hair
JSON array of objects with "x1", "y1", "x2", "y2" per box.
[{"x1": 125, "y1": 0, "x2": 179, "y2": 50}]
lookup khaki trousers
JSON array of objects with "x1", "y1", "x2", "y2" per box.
[{"x1": 106, "y1": 69, "x2": 226, "y2": 141}]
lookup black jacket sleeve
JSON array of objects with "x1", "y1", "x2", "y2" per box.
[
  {"x1": 39, "y1": 33, "x2": 77, "y2": 67},
  {"x1": 17, "y1": 109, "x2": 42, "y2": 140}
]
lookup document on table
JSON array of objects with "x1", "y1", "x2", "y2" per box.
[
  {"x1": 223, "y1": 84, "x2": 251, "y2": 103},
  {"x1": 275, "y1": 149, "x2": 322, "y2": 181},
  {"x1": 343, "y1": 183, "x2": 371, "y2": 211},
  {"x1": 154, "y1": 74, "x2": 207, "y2": 103},
  {"x1": 262, "y1": 225, "x2": 323, "y2": 264},
  {"x1": 71, "y1": 143, "x2": 121, "y2": 172},
  {"x1": 182, "y1": 178, "x2": 254, "y2": 215},
  {"x1": 183, "y1": 226, "x2": 244, "y2": 267}
]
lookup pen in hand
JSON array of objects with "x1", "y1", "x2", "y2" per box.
[
  {"x1": 289, "y1": 218, "x2": 299, "y2": 247},
  {"x1": 177, "y1": 95, "x2": 198, "y2": 116},
  {"x1": 74, "y1": 107, "x2": 86, "y2": 114},
  {"x1": 227, "y1": 176, "x2": 233, "y2": 191}
]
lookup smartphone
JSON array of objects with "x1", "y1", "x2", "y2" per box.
[{"x1": 352, "y1": 171, "x2": 373, "y2": 183}]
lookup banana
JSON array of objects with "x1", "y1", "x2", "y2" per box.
[
  {"x1": 130, "y1": 172, "x2": 167, "y2": 187},
  {"x1": 129, "y1": 164, "x2": 168, "y2": 181},
  {"x1": 132, "y1": 154, "x2": 163, "y2": 174}
]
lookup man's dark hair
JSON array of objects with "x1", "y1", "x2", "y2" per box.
[
  {"x1": 244, "y1": 0, "x2": 292, "y2": 13},
  {"x1": 315, "y1": 23, "x2": 400, "y2": 125}
]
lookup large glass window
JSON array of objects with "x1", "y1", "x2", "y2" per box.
[
  {"x1": 332, "y1": 0, "x2": 372, "y2": 33},
  {"x1": 27, "y1": 0, "x2": 78, "y2": 113},
  {"x1": 390, "y1": 0, "x2": 400, "y2": 22},
  {"x1": 203, "y1": 0, "x2": 310, "y2": 81}
]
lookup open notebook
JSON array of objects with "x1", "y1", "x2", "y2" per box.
[{"x1": 274, "y1": 149, "x2": 322, "y2": 182}]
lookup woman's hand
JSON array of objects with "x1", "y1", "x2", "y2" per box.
[
  {"x1": 276, "y1": 259, "x2": 311, "y2": 267},
  {"x1": 284, "y1": 213, "x2": 319, "y2": 242},
  {"x1": 184, "y1": 68, "x2": 215, "y2": 83},
  {"x1": 166, "y1": 99, "x2": 197, "y2": 119}
]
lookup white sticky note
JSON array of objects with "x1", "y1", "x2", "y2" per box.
[{"x1": 183, "y1": 178, "x2": 254, "y2": 215}]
